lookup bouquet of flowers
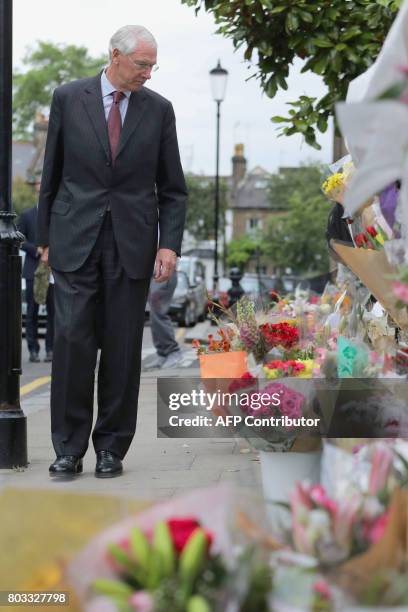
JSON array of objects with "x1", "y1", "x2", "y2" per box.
[
  {"x1": 262, "y1": 442, "x2": 408, "y2": 559},
  {"x1": 67, "y1": 487, "x2": 272, "y2": 612},
  {"x1": 263, "y1": 359, "x2": 318, "y2": 380},
  {"x1": 226, "y1": 373, "x2": 319, "y2": 453},
  {"x1": 354, "y1": 224, "x2": 389, "y2": 249},
  {"x1": 321, "y1": 158, "x2": 355, "y2": 204},
  {"x1": 259, "y1": 321, "x2": 299, "y2": 352}
]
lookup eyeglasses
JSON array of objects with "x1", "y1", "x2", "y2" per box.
[{"x1": 125, "y1": 54, "x2": 159, "y2": 73}]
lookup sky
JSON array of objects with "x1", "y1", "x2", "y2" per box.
[{"x1": 13, "y1": 0, "x2": 333, "y2": 176}]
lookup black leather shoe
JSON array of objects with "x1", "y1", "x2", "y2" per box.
[
  {"x1": 44, "y1": 351, "x2": 53, "y2": 362},
  {"x1": 95, "y1": 450, "x2": 123, "y2": 478},
  {"x1": 49, "y1": 455, "x2": 83, "y2": 476}
]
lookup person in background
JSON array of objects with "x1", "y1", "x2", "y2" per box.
[
  {"x1": 18, "y1": 176, "x2": 54, "y2": 363},
  {"x1": 147, "y1": 270, "x2": 183, "y2": 369}
]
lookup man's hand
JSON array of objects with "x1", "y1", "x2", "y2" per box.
[
  {"x1": 153, "y1": 248, "x2": 177, "y2": 282},
  {"x1": 37, "y1": 246, "x2": 49, "y2": 265}
]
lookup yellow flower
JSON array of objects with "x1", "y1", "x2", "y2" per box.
[
  {"x1": 297, "y1": 359, "x2": 317, "y2": 378},
  {"x1": 23, "y1": 562, "x2": 63, "y2": 590},
  {"x1": 263, "y1": 367, "x2": 279, "y2": 379}
]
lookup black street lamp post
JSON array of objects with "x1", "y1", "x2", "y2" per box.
[
  {"x1": 209, "y1": 60, "x2": 228, "y2": 294},
  {"x1": 0, "y1": 0, "x2": 27, "y2": 467}
]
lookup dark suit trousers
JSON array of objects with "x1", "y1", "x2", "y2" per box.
[
  {"x1": 51, "y1": 212, "x2": 150, "y2": 459},
  {"x1": 45, "y1": 284, "x2": 55, "y2": 353}
]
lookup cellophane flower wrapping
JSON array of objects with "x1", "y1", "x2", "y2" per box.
[
  {"x1": 226, "y1": 373, "x2": 318, "y2": 453},
  {"x1": 66, "y1": 484, "x2": 272, "y2": 612}
]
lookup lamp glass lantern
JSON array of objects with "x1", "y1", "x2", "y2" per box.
[{"x1": 209, "y1": 60, "x2": 228, "y2": 102}]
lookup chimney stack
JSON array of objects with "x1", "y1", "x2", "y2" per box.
[{"x1": 232, "y1": 143, "x2": 246, "y2": 187}]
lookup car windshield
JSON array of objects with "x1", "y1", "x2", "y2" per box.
[
  {"x1": 240, "y1": 277, "x2": 261, "y2": 292},
  {"x1": 176, "y1": 272, "x2": 189, "y2": 291},
  {"x1": 178, "y1": 260, "x2": 190, "y2": 275},
  {"x1": 218, "y1": 278, "x2": 232, "y2": 291},
  {"x1": 260, "y1": 277, "x2": 279, "y2": 290}
]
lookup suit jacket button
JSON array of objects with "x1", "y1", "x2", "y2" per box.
[{"x1": 106, "y1": 161, "x2": 111, "y2": 166}]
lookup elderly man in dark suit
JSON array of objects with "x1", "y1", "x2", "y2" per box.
[
  {"x1": 37, "y1": 25, "x2": 187, "y2": 478},
  {"x1": 18, "y1": 179, "x2": 54, "y2": 363}
]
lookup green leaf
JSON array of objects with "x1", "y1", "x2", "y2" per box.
[
  {"x1": 153, "y1": 521, "x2": 176, "y2": 578},
  {"x1": 107, "y1": 544, "x2": 134, "y2": 572},
  {"x1": 266, "y1": 77, "x2": 277, "y2": 98},
  {"x1": 271, "y1": 116, "x2": 289, "y2": 123},
  {"x1": 298, "y1": 10, "x2": 313, "y2": 23},
  {"x1": 179, "y1": 529, "x2": 208, "y2": 593},
  {"x1": 311, "y1": 37, "x2": 333, "y2": 48},
  {"x1": 270, "y1": 5, "x2": 286, "y2": 14},
  {"x1": 276, "y1": 73, "x2": 288, "y2": 90},
  {"x1": 286, "y1": 12, "x2": 299, "y2": 32},
  {"x1": 92, "y1": 578, "x2": 134, "y2": 598},
  {"x1": 130, "y1": 526, "x2": 150, "y2": 572},
  {"x1": 317, "y1": 115, "x2": 328, "y2": 133},
  {"x1": 187, "y1": 595, "x2": 212, "y2": 612},
  {"x1": 313, "y1": 56, "x2": 329, "y2": 75},
  {"x1": 341, "y1": 27, "x2": 362, "y2": 41}
]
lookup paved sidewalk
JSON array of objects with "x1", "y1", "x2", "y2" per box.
[{"x1": 0, "y1": 366, "x2": 262, "y2": 502}]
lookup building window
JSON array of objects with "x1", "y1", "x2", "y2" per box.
[{"x1": 247, "y1": 218, "x2": 262, "y2": 232}]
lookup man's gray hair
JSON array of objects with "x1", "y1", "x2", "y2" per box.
[{"x1": 109, "y1": 25, "x2": 157, "y2": 59}]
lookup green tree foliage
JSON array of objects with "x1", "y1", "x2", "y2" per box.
[
  {"x1": 181, "y1": 0, "x2": 401, "y2": 148},
  {"x1": 263, "y1": 192, "x2": 330, "y2": 274},
  {"x1": 13, "y1": 42, "x2": 106, "y2": 138},
  {"x1": 185, "y1": 175, "x2": 228, "y2": 241},
  {"x1": 267, "y1": 164, "x2": 325, "y2": 210},
  {"x1": 226, "y1": 236, "x2": 260, "y2": 270},
  {"x1": 12, "y1": 177, "x2": 36, "y2": 216}
]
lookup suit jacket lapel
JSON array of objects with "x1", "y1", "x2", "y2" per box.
[
  {"x1": 81, "y1": 75, "x2": 111, "y2": 161},
  {"x1": 115, "y1": 88, "x2": 147, "y2": 160}
]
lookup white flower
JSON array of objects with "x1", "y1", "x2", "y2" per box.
[
  {"x1": 362, "y1": 496, "x2": 384, "y2": 519},
  {"x1": 306, "y1": 509, "x2": 332, "y2": 543}
]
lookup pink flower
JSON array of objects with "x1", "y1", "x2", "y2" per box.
[
  {"x1": 129, "y1": 592, "x2": 154, "y2": 612},
  {"x1": 309, "y1": 485, "x2": 338, "y2": 515},
  {"x1": 292, "y1": 482, "x2": 314, "y2": 511},
  {"x1": 313, "y1": 579, "x2": 332, "y2": 600},
  {"x1": 368, "y1": 445, "x2": 393, "y2": 496},
  {"x1": 363, "y1": 511, "x2": 389, "y2": 545},
  {"x1": 398, "y1": 65, "x2": 408, "y2": 76},
  {"x1": 392, "y1": 281, "x2": 408, "y2": 304}
]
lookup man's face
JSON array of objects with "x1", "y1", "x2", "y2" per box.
[{"x1": 112, "y1": 41, "x2": 157, "y2": 91}]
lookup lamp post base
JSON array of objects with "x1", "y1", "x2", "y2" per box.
[{"x1": 0, "y1": 411, "x2": 27, "y2": 468}]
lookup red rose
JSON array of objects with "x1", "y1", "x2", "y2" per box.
[
  {"x1": 355, "y1": 232, "x2": 366, "y2": 248},
  {"x1": 166, "y1": 517, "x2": 213, "y2": 554},
  {"x1": 366, "y1": 226, "x2": 377, "y2": 238}
]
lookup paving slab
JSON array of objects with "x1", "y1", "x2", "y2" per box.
[{"x1": 0, "y1": 369, "x2": 262, "y2": 502}]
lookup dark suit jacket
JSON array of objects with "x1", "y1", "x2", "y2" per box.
[
  {"x1": 18, "y1": 206, "x2": 40, "y2": 280},
  {"x1": 37, "y1": 74, "x2": 187, "y2": 279}
]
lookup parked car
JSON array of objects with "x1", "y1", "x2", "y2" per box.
[
  {"x1": 168, "y1": 270, "x2": 204, "y2": 327},
  {"x1": 209, "y1": 273, "x2": 285, "y2": 312},
  {"x1": 177, "y1": 256, "x2": 207, "y2": 322},
  {"x1": 206, "y1": 277, "x2": 232, "y2": 317},
  {"x1": 240, "y1": 273, "x2": 284, "y2": 303}
]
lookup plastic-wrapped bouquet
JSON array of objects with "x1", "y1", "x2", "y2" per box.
[
  {"x1": 260, "y1": 442, "x2": 407, "y2": 562},
  {"x1": 67, "y1": 487, "x2": 272, "y2": 612},
  {"x1": 321, "y1": 158, "x2": 355, "y2": 204},
  {"x1": 227, "y1": 373, "x2": 319, "y2": 453}
]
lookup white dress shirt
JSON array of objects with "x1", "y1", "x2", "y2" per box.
[{"x1": 101, "y1": 69, "x2": 131, "y2": 125}]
